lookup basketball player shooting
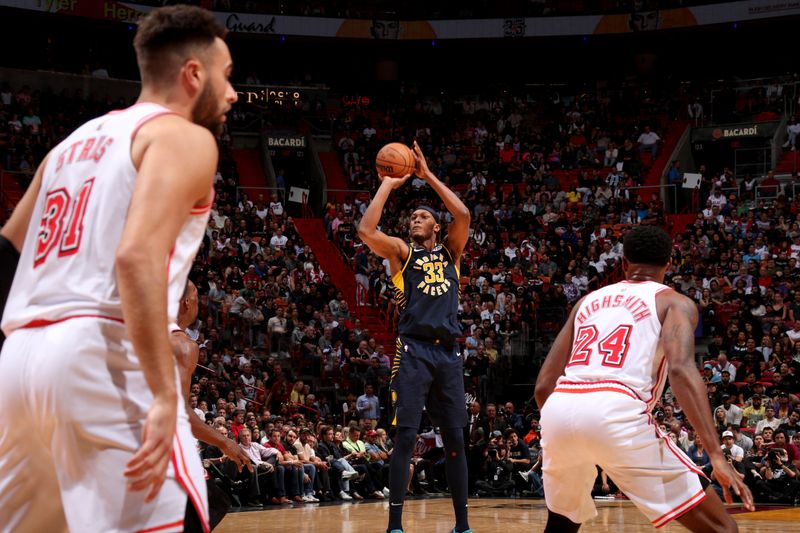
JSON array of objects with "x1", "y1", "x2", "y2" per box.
[
  {"x1": 0, "y1": 6, "x2": 236, "y2": 532},
  {"x1": 535, "y1": 226, "x2": 753, "y2": 533},
  {"x1": 358, "y1": 141, "x2": 473, "y2": 533}
]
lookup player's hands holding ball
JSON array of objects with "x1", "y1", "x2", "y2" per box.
[
  {"x1": 412, "y1": 140, "x2": 433, "y2": 179},
  {"x1": 375, "y1": 142, "x2": 415, "y2": 189}
]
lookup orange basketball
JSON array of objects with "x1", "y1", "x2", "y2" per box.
[{"x1": 375, "y1": 143, "x2": 416, "y2": 178}]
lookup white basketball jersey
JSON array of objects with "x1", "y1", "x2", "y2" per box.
[
  {"x1": 559, "y1": 280, "x2": 671, "y2": 408},
  {"x1": 2, "y1": 103, "x2": 211, "y2": 335}
]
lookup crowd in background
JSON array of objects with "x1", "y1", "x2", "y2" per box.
[{"x1": 1, "y1": 75, "x2": 799, "y2": 508}]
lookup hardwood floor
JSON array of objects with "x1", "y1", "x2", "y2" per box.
[{"x1": 215, "y1": 497, "x2": 800, "y2": 532}]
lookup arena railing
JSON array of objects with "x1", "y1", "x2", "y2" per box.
[
  {"x1": 615, "y1": 183, "x2": 680, "y2": 215},
  {"x1": 235, "y1": 186, "x2": 286, "y2": 206}
]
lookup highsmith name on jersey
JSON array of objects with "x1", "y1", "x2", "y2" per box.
[{"x1": 559, "y1": 280, "x2": 671, "y2": 409}]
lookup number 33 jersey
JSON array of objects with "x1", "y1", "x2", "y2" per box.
[
  {"x1": 2, "y1": 103, "x2": 210, "y2": 336},
  {"x1": 392, "y1": 243, "x2": 461, "y2": 345},
  {"x1": 559, "y1": 280, "x2": 671, "y2": 409}
]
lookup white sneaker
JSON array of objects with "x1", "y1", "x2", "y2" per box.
[
  {"x1": 382, "y1": 487, "x2": 391, "y2": 498},
  {"x1": 342, "y1": 470, "x2": 358, "y2": 480},
  {"x1": 306, "y1": 494, "x2": 319, "y2": 502},
  {"x1": 372, "y1": 490, "x2": 385, "y2": 499},
  {"x1": 339, "y1": 491, "x2": 353, "y2": 501},
  {"x1": 301, "y1": 495, "x2": 313, "y2": 503}
]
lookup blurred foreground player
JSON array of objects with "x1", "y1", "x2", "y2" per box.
[
  {"x1": 536, "y1": 226, "x2": 753, "y2": 532},
  {"x1": 358, "y1": 141, "x2": 472, "y2": 533},
  {"x1": 170, "y1": 281, "x2": 253, "y2": 529},
  {"x1": 0, "y1": 5, "x2": 236, "y2": 532}
]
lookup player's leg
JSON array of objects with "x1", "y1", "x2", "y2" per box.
[
  {"x1": 427, "y1": 344, "x2": 470, "y2": 533},
  {"x1": 539, "y1": 392, "x2": 600, "y2": 526},
  {"x1": 387, "y1": 337, "x2": 434, "y2": 533},
  {"x1": 675, "y1": 485, "x2": 738, "y2": 533},
  {"x1": 598, "y1": 394, "x2": 731, "y2": 531},
  {"x1": 0, "y1": 330, "x2": 68, "y2": 533},
  {"x1": 544, "y1": 511, "x2": 581, "y2": 533}
]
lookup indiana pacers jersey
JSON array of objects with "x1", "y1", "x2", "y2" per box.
[{"x1": 392, "y1": 243, "x2": 461, "y2": 344}]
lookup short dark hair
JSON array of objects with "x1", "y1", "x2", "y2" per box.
[
  {"x1": 134, "y1": 5, "x2": 226, "y2": 85},
  {"x1": 623, "y1": 225, "x2": 672, "y2": 266}
]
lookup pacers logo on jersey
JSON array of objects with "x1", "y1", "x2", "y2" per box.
[{"x1": 413, "y1": 251, "x2": 452, "y2": 296}]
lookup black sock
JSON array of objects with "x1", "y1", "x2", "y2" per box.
[
  {"x1": 387, "y1": 427, "x2": 416, "y2": 532},
  {"x1": 544, "y1": 510, "x2": 581, "y2": 533},
  {"x1": 440, "y1": 427, "x2": 469, "y2": 532}
]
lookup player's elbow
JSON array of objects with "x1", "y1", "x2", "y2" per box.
[
  {"x1": 667, "y1": 365, "x2": 696, "y2": 388},
  {"x1": 356, "y1": 222, "x2": 372, "y2": 239},
  {"x1": 454, "y1": 206, "x2": 471, "y2": 222},
  {"x1": 115, "y1": 246, "x2": 150, "y2": 281}
]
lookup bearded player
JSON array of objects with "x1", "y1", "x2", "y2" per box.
[{"x1": 0, "y1": 6, "x2": 236, "y2": 532}]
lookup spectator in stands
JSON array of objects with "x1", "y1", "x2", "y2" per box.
[
  {"x1": 356, "y1": 383, "x2": 380, "y2": 428},
  {"x1": 743, "y1": 395, "x2": 767, "y2": 429},
  {"x1": 783, "y1": 118, "x2": 799, "y2": 151},
  {"x1": 316, "y1": 426, "x2": 356, "y2": 500},
  {"x1": 721, "y1": 430, "x2": 745, "y2": 463},
  {"x1": 340, "y1": 425, "x2": 385, "y2": 499},
  {"x1": 636, "y1": 126, "x2": 660, "y2": 159},
  {"x1": 757, "y1": 447, "x2": 799, "y2": 503},
  {"x1": 265, "y1": 429, "x2": 305, "y2": 503},
  {"x1": 284, "y1": 430, "x2": 319, "y2": 502},
  {"x1": 238, "y1": 427, "x2": 286, "y2": 505},
  {"x1": 779, "y1": 410, "x2": 800, "y2": 439}
]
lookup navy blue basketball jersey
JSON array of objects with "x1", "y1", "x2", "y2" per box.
[{"x1": 392, "y1": 243, "x2": 461, "y2": 344}]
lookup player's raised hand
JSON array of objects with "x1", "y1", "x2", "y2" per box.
[
  {"x1": 711, "y1": 456, "x2": 755, "y2": 511},
  {"x1": 378, "y1": 173, "x2": 412, "y2": 189},
  {"x1": 124, "y1": 397, "x2": 177, "y2": 503},
  {"x1": 412, "y1": 140, "x2": 432, "y2": 178},
  {"x1": 222, "y1": 438, "x2": 254, "y2": 473}
]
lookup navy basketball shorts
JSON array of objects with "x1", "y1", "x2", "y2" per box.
[{"x1": 390, "y1": 335, "x2": 468, "y2": 429}]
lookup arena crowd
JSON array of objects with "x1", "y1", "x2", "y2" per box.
[{"x1": 1, "y1": 79, "x2": 798, "y2": 507}]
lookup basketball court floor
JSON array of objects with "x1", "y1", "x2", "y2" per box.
[{"x1": 216, "y1": 497, "x2": 800, "y2": 532}]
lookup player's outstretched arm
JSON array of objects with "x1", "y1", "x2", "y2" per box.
[
  {"x1": 534, "y1": 297, "x2": 584, "y2": 409},
  {"x1": 660, "y1": 291, "x2": 754, "y2": 511},
  {"x1": 170, "y1": 331, "x2": 252, "y2": 472},
  {"x1": 412, "y1": 141, "x2": 470, "y2": 260},
  {"x1": 356, "y1": 177, "x2": 409, "y2": 272},
  {"x1": 118, "y1": 116, "x2": 217, "y2": 502}
]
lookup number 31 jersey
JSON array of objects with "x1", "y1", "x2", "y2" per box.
[
  {"x1": 2, "y1": 103, "x2": 210, "y2": 336},
  {"x1": 559, "y1": 280, "x2": 671, "y2": 409}
]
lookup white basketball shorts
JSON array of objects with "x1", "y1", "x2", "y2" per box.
[
  {"x1": 540, "y1": 380, "x2": 706, "y2": 529},
  {"x1": 0, "y1": 316, "x2": 209, "y2": 533}
]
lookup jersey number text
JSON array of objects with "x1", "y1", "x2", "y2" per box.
[
  {"x1": 34, "y1": 178, "x2": 95, "y2": 267},
  {"x1": 567, "y1": 324, "x2": 633, "y2": 368},
  {"x1": 422, "y1": 261, "x2": 446, "y2": 284}
]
